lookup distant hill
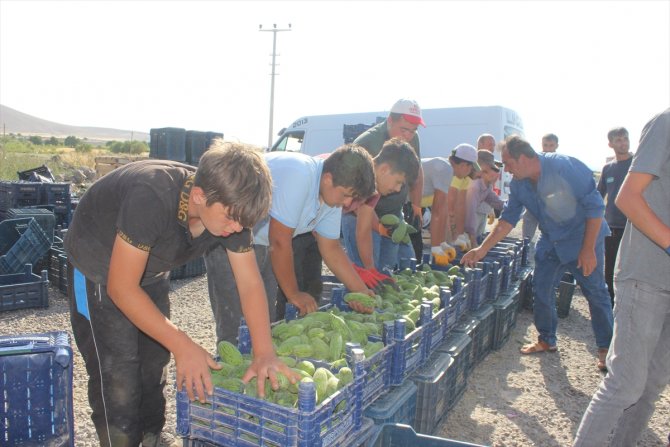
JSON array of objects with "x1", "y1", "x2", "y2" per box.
[{"x1": 0, "y1": 104, "x2": 150, "y2": 143}]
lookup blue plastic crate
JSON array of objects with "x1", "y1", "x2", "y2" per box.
[
  {"x1": 452, "y1": 317, "x2": 480, "y2": 377},
  {"x1": 411, "y1": 352, "x2": 452, "y2": 435},
  {"x1": 0, "y1": 264, "x2": 49, "y2": 311},
  {"x1": 364, "y1": 380, "x2": 417, "y2": 432},
  {"x1": 424, "y1": 301, "x2": 447, "y2": 359},
  {"x1": 437, "y1": 333, "x2": 471, "y2": 411},
  {"x1": 5, "y1": 208, "x2": 56, "y2": 245},
  {"x1": 0, "y1": 181, "x2": 41, "y2": 212},
  {"x1": 175, "y1": 360, "x2": 364, "y2": 447},
  {"x1": 470, "y1": 304, "x2": 495, "y2": 366},
  {"x1": 0, "y1": 218, "x2": 51, "y2": 274},
  {"x1": 492, "y1": 295, "x2": 516, "y2": 351},
  {"x1": 0, "y1": 331, "x2": 74, "y2": 446},
  {"x1": 464, "y1": 268, "x2": 490, "y2": 312},
  {"x1": 150, "y1": 127, "x2": 187, "y2": 162},
  {"x1": 390, "y1": 305, "x2": 431, "y2": 386},
  {"x1": 367, "y1": 423, "x2": 488, "y2": 447},
  {"x1": 49, "y1": 247, "x2": 68, "y2": 295}
]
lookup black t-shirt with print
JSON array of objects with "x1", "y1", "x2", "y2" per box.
[{"x1": 65, "y1": 159, "x2": 252, "y2": 285}]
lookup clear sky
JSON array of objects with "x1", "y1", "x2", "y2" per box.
[{"x1": 1, "y1": 0, "x2": 669, "y2": 170}]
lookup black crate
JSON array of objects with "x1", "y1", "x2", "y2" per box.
[
  {"x1": 170, "y1": 256, "x2": 206, "y2": 280},
  {"x1": 492, "y1": 295, "x2": 517, "y2": 351},
  {"x1": 0, "y1": 181, "x2": 41, "y2": 212},
  {"x1": 470, "y1": 304, "x2": 495, "y2": 365},
  {"x1": 150, "y1": 127, "x2": 186, "y2": 162},
  {"x1": 412, "y1": 352, "x2": 452, "y2": 434},
  {"x1": 185, "y1": 130, "x2": 208, "y2": 165},
  {"x1": 0, "y1": 264, "x2": 49, "y2": 311},
  {"x1": 437, "y1": 332, "x2": 471, "y2": 411}
]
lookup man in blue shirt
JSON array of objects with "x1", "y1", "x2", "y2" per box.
[
  {"x1": 204, "y1": 145, "x2": 376, "y2": 343},
  {"x1": 462, "y1": 135, "x2": 613, "y2": 371}
]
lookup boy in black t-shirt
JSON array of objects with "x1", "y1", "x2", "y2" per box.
[{"x1": 65, "y1": 140, "x2": 297, "y2": 447}]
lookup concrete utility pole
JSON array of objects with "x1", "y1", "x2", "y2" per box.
[{"x1": 259, "y1": 23, "x2": 291, "y2": 149}]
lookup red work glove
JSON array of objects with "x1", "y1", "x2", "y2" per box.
[
  {"x1": 368, "y1": 268, "x2": 399, "y2": 291},
  {"x1": 352, "y1": 264, "x2": 382, "y2": 292}
]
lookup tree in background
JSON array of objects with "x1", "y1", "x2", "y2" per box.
[
  {"x1": 64, "y1": 135, "x2": 80, "y2": 147},
  {"x1": 107, "y1": 140, "x2": 149, "y2": 154},
  {"x1": 28, "y1": 135, "x2": 43, "y2": 145}
]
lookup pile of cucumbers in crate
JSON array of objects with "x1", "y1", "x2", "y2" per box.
[{"x1": 203, "y1": 264, "x2": 463, "y2": 410}]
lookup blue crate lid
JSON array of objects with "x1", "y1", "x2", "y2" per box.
[
  {"x1": 411, "y1": 352, "x2": 452, "y2": 384},
  {"x1": 364, "y1": 380, "x2": 417, "y2": 421}
]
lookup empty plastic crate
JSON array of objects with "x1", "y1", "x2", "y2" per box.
[
  {"x1": 0, "y1": 181, "x2": 41, "y2": 213},
  {"x1": 0, "y1": 264, "x2": 49, "y2": 311},
  {"x1": 518, "y1": 267, "x2": 533, "y2": 311},
  {"x1": 49, "y1": 247, "x2": 68, "y2": 295},
  {"x1": 452, "y1": 317, "x2": 480, "y2": 375},
  {"x1": 185, "y1": 130, "x2": 209, "y2": 165},
  {"x1": 170, "y1": 256, "x2": 207, "y2": 280},
  {"x1": 150, "y1": 127, "x2": 186, "y2": 162},
  {"x1": 0, "y1": 331, "x2": 74, "y2": 446},
  {"x1": 5, "y1": 208, "x2": 56, "y2": 245},
  {"x1": 367, "y1": 423, "x2": 487, "y2": 447},
  {"x1": 492, "y1": 295, "x2": 516, "y2": 351},
  {"x1": 17, "y1": 165, "x2": 56, "y2": 182},
  {"x1": 470, "y1": 304, "x2": 495, "y2": 366},
  {"x1": 0, "y1": 218, "x2": 51, "y2": 274},
  {"x1": 557, "y1": 272, "x2": 577, "y2": 318},
  {"x1": 437, "y1": 333, "x2": 471, "y2": 411},
  {"x1": 412, "y1": 352, "x2": 453, "y2": 434},
  {"x1": 364, "y1": 380, "x2": 417, "y2": 433}
]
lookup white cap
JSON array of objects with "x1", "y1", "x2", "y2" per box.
[
  {"x1": 390, "y1": 99, "x2": 425, "y2": 127},
  {"x1": 451, "y1": 143, "x2": 481, "y2": 171}
]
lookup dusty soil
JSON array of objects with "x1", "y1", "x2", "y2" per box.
[{"x1": 2, "y1": 260, "x2": 668, "y2": 446}]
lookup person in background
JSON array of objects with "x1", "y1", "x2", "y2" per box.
[
  {"x1": 341, "y1": 138, "x2": 420, "y2": 276},
  {"x1": 354, "y1": 98, "x2": 425, "y2": 270},
  {"x1": 205, "y1": 145, "x2": 376, "y2": 344},
  {"x1": 64, "y1": 141, "x2": 297, "y2": 446},
  {"x1": 447, "y1": 144, "x2": 481, "y2": 251},
  {"x1": 521, "y1": 133, "x2": 559, "y2": 248},
  {"x1": 476, "y1": 134, "x2": 498, "y2": 230},
  {"x1": 464, "y1": 150, "x2": 505, "y2": 246},
  {"x1": 573, "y1": 108, "x2": 670, "y2": 447},
  {"x1": 596, "y1": 126, "x2": 632, "y2": 307},
  {"x1": 477, "y1": 133, "x2": 496, "y2": 153},
  {"x1": 461, "y1": 135, "x2": 612, "y2": 371}
]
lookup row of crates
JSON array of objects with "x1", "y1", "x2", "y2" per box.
[
  {"x1": 150, "y1": 128, "x2": 223, "y2": 165},
  {"x1": 0, "y1": 181, "x2": 73, "y2": 227},
  {"x1": 177, "y1": 238, "x2": 529, "y2": 446}
]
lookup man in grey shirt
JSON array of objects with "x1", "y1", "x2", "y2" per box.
[{"x1": 574, "y1": 108, "x2": 670, "y2": 446}]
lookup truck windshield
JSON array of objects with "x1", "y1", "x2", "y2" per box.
[{"x1": 272, "y1": 131, "x2": 304, "y2": 152}]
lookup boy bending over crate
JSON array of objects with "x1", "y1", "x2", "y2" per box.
[{"x1": 65, "y1": 141, "x2": 298, "y2": 447}]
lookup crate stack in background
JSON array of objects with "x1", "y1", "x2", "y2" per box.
[{"x1": 150, "y1": 127, "x2": 223, "y2": 166}]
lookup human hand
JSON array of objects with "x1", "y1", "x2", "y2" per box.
[
  {"x1": 577, "y1": 247, "x2": 597, "y2": 276},
  {"x1": 346, "y1": 289, "x2": 376, "y2": 314},
  {"x1": 454, "y1": 234, "x2": 471, "y2": 252},
  {"x1": 431, "y1": 245, "x2": 452, "y2": 266},
  {"x1": 173, "y1": 336, "x2": 222, "y2": 403},
  {"x1": 412, "y1": 204, "x2": 423, "y2": 227},
  {"x1": 289, "y1": 291, "x2": 318, "y2": 316},
  {"x1": 439, "y1": 242, "x2": 457, "y2": 262},
  {"x1": 352, "y1": 264, "x2": 382, "y2": 291},
  {"x1": 377, "y1": 222, "x2": 396, "y2": 238},
  {"x1": 487, "y1": 213, "x2": 496, "y2": 225},
  {"x1": 460, "y1": 247, "x2": 485, "y2": 268},
  {"x1": 242, "y1": 353, "x2": 302, "y2": 398}
]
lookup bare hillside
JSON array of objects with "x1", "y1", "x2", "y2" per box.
[{"x1": 0, "y1": 104, "x2": 149, "y2": 143}]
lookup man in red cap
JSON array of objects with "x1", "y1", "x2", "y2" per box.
[{"x1": 354, "y1": 99, "x2": 426, "y2": 271}]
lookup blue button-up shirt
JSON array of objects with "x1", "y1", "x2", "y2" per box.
[{"x1": 500, "y1": 153, "x2": 609, "y2": 263}]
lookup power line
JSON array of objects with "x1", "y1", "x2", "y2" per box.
[{"x1": 259, "y1": 23, "x2": 291, "y2": 149}]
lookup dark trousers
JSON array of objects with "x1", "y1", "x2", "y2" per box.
[
  {"x1": 276, "y1": 232, "x2": 323, "y2": 320},
  {"x1": 604, "y1": 228, "x2": 625, "y2": 307},
  {"x1": 68, "y1": 263, "x2": 170, "y2": 447}
]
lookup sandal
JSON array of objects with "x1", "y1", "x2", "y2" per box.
[
  {"x1": 520, "y1": 340, "x2": 557, "y2": 355},
  {"x1": 597, "y1": 348, "x2": 608, "y2": 372}
]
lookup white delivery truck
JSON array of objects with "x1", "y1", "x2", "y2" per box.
[{"x1": 270, "y1": 105, "x2": 524, "y2": 199}]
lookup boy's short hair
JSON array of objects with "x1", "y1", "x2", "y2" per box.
[
  {"x1": 542, "y1": 133, "x2": 559, "y2": 144},
  {"x1": 194, "y1": 140, "x2": 272, "y2": 228},
  {"x1": 504, "y1": 135, "x2": 538, "y2": 160},
  {"x1": 323, "y1": 144, "x2": 376, "y2": 199},
  {"x1": 607, "y1": 127, "x2": 629, "y2": 142},
  {"x1": 374, "y1": 137, "x2": 420, "y2": 186}
]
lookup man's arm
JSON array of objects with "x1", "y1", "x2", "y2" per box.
[
  {"x1": 354, "y1": 205, "x2": 377, "y2": 269},
  {"x1": 430, "y1": 189, "x2": 449, "y2": 246},
  {"x1": 409, "y1": 163, "x2": 424, "y2": 210},
  {"x1": 616, "y1": 172, "x2": 670, "y2": 249},
  {"x1": 596, "y1": 166, "x2": 607, "y2": 198},
  {"x1": 228, "y1": 249, "x2": 300, "y2": 395},
  {"x1": 316, "y1": 234, "x2": 370, "y2": 293},
  {"x1": 577, "y1": 217, "x2": 602, "y2": 276},
  {"x1": 268, "y1": 217, "x2": 318, "y2": 315},
  {"x1": 107, "y1": 235, "x2": 219, "y2": 403},
  {"x1": 460, "y1": 219, "x2": 514, "y2": 267}
]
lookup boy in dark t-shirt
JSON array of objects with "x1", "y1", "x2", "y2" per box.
[{"x1": 65, "y1": 141, "x2": 297, "y2": 447}]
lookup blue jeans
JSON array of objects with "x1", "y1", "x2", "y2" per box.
[
  {"x1": 574, "y1": 279, "x2": 670, "y2": 446},
  {"x1": 341, "y1": 213, "x2": 414, "y2": 274},
  {"x1": 204, "y1": 244, "x2": 277, "y2": 344},
  {"x1": 532, "y1": 236, "x2": 613, "y2": 348}
]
